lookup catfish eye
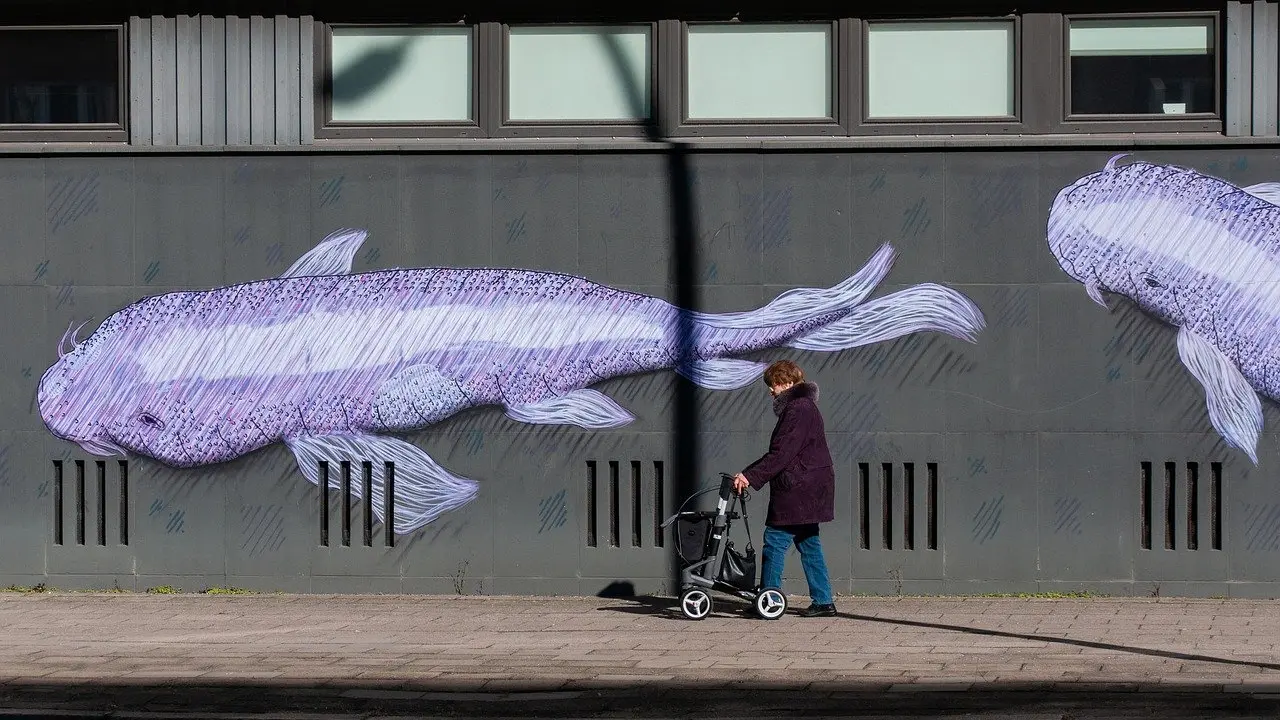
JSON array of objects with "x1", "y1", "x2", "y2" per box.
[
  {"x1": 1142, "y1": 274, "x2": 1162, "y2": 288},
  {"x1": 137, "y1": 413, "x2": 164, "y2": 429}
]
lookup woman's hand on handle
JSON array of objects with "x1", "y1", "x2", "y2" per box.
[{"x1": 733, "y1": 473, "x2": 750, "y2": 493}]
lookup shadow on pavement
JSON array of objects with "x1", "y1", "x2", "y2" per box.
[
  {"x1": 596, "y1": 596, "x2": 1280, "y2": 674},
  {"x1": 2, "y1": 679, "x2": 1279, "y2": 718},
  {"x1": 842, "y1": 610, "x2": 1280, "y2": 674}
]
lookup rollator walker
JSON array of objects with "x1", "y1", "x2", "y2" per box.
[{"x1": 662, "y1": 472, "x2": 788, "y2": 620}]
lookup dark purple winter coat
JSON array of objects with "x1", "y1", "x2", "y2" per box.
[{"x1": 741, "y1": 382, "x2": 836, "y2": 526}]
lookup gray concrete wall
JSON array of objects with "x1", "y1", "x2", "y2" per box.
[{"x1": 2, "y1": 148, "x2": 1279, "y2": 598}]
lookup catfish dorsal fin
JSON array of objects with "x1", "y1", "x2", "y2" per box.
[
  {"x1": 1243, "y1": 182, "x2": 1280, "y2": 206},
  {"x1": 278, "y1": 228, "x2": 370, "y2": 278}
]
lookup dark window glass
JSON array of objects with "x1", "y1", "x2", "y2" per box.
[
  {"x1": 0, "y1": 29, "x2": 120, "y2": 125},
  {"x1": 1069, "y1": 18, "x2": 1215, "y2": 116}
]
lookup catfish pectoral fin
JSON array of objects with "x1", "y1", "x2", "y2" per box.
[
  {"x1": 1176, "y1": 326, "x2": 1263, "y2": 465},
  {"x1": 286, "y1": 433, "x2": 479, "y2": 534}
]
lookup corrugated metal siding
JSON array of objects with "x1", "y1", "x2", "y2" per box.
[
  {"x1": 129, "y1": 14, "x2": 314, "y2": 146},
  {"x1": 1251, "y1": 1, "x2": 1279, "y2": 136}
]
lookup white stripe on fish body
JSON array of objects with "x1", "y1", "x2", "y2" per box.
[
  {"x1": 133, "y1": 299, "x2": 673, "y2": 384},
  {"x1": 1075, "y1": 198, "x2": 1280, "y2": 307}
]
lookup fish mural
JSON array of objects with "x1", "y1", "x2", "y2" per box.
[
  {"x1": 1049, "y1": 154, "x2": 1280, "y2": 465},
  {"x1": 39, "y1": 229, "x2": 986, "y2": 534}
]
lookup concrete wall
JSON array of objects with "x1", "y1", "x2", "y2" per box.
[{"x1": 3, "y1": 147, "x2": 1279, "y2": 598}]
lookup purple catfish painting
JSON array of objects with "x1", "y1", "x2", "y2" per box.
[
  {"x1": 1049, "y1": 154, "x2": 1280, "y2": 464},
  {"x1": 39, "y1": 229, "x2": 985, "y2": 534}
]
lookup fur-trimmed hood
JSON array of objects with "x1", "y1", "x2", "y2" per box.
[{"x1": 772, "y1": 381, "x2": 820, "y2": 417}]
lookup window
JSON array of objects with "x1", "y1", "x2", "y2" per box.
[
  {"x1": 865, "y1": 21, "x2": 1015, "y2": 119},
  {"x1": 505, "y1": 25, "x2": 651, "y2": 122},
  {"x1": 0, "y1": 26, "x2": 125, "y2": 141},
  {"x1": 684, "y1": 23, "x2": 833, "y2": 121},
  {"x1": 328, "y1": 26, "x2": 473, "y2": 123},
  {"x1": 1067, "y1": 17, "x2": 1216, "y2": 116},
  {"x1": 312, "y1": 12, "x2": 1225, "y2": 141}
]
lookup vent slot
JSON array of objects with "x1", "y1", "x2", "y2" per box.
[
  {"x1": 340, "y1": 460, "x2": 352, "y2": 548},
  {"x1": 586, "y1": 460, "x2": 597, "y2": 548},
  {"x1": 118, "y1": 460, "x2": 129, "y2": 546},
  {"x1": 927, "y1": 462, "x2": 938, "y2": 550},
  {"x1": 881, "y1": 462, "x2": 893, "y2": 550},
  {"x1": 1164, "y1": 461, "x2": 1176, "y2": 550},
  {"x1": 319, "y1": 462, "x2": 330, "y2": 547},
  {"x1": 1211, "y1": 462, "x2": 1222, "y2": 551},
  {"x1": 653, "y1": 461, "x2": 664, "y2": 548},
  {"x1": 1140, "y1": 461, "x2": 1152, "y2": 550},
  {"x1": 384, "y1": 461, "x2": 395, "y2": 548},
  {"x1": 903, "y1": 462, "x2": 915, "y2": 551},
  {"x1": 1187, "y1": 461, "x2": 1199, "y2": 551},
  {"x1": 858, "y1": 463, "x2": 870, "y2": 550},
  {"x1": 53, "y1": 461, "x2": 64, "y2": 546},
  {"x1": 608, "y1": 460, "x2": 620, "y2": 547},
  {"x1": 630, "y1": 461, "x2": 642, "y2": 548},
  {"x1": 361, "y1": 462, "x2": 374, "y2": 547},
  {"x1": 75, "y1": 460, "x2": 86, "y2": 545},
  {"x1": 95, "y1": 461, "x2": 107, "y2": 546}
]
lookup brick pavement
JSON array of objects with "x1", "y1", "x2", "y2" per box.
[{"x1": 0, "y1": 593, "x2": 1278, "y2": 717}]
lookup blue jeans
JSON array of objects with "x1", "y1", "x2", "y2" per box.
[{"x1": 761, "y1": 523, "x2": 833, "y2": 605}]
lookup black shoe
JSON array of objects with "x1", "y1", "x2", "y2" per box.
[{"x1": 799, "y1": 603, "x2": 836, "y2": 618}]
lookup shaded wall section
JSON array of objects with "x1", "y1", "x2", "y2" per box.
[{"x1": 2, "y1": 148, "x2": 1279, "y2": 598}]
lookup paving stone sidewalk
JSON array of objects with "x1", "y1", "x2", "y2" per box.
[{"x1": 0, "y1": 593, "x2": 1278, "y2": 717}]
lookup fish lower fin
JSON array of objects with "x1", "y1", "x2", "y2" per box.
[
  {"x1": 279, "y1": 228, "x2": 370, "y2": 278},
  {"x1": 676, "y1": 358, "x2": 767, "y2": 390},
  {"x1": 786, "y1": 283, "x2": 986, "y2": 351},
  {"x1": 690, "y1": 244, "x2": 897, "y2": 330},
  {"x1": 505, "y1": 389, "x2": 635, "y2": 429},
  {"x1": 286, "y1": 433, "x2": 480, "y2": 534},
  {"x1": 1176, "y1": 327, "x2": 1262, "y2": 465}
]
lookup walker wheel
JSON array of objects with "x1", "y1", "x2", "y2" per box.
[
  {"x1": 679, "y1": 588, "x2": 712, "y2": 620},
  {"x1": 754, "y1": 588, "x2": 787, "y2": 620}
]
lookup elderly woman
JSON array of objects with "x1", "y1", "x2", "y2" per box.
[{"x1": 733, "y1": 359, "x2": 836, "y2": 618}]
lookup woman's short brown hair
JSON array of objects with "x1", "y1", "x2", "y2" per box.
[{"x1": 763, "y1": 359, "x2": 804, "y2": 388}]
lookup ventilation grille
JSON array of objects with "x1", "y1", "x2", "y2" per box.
[
  {"x1": 1140, "y1": 461, "x2": 1221, "y2": 551},
  {"x1": 318, "y1": 461, "x2": 394, "y2": 548},
  {"x1": 586, "y1": 460, "x2": 664, "y2": 549},
  {"x1": 52, "y1": 460, "x2": 129, "y2": 546},
  {"x1": 858, "y1": 462, "x2": 938, "y2": 551}
]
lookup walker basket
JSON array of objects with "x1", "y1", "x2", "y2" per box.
[{"x1": 675, "y1": 513, "x2": 713, "y2": 567}]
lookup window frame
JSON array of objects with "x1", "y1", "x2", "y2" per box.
[
  {"x1": 494, "y1": 21, "x2": 661, "y2": 138},
  {"x1": 0, "y1": 23, "x2": 128, "y2": 143},
  {"x1": 852, "y1": 15, "x2": 1026, "y2": 136},
  {"x1": 1050, "y1": 10, "x2": 1223, "y2": 134},
  {"x1": 314, "y1": 21, "x2": 489, "y2": 140},
  {"x1": 673, "y1": 19, "x2": 848, "y2": 137}
]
